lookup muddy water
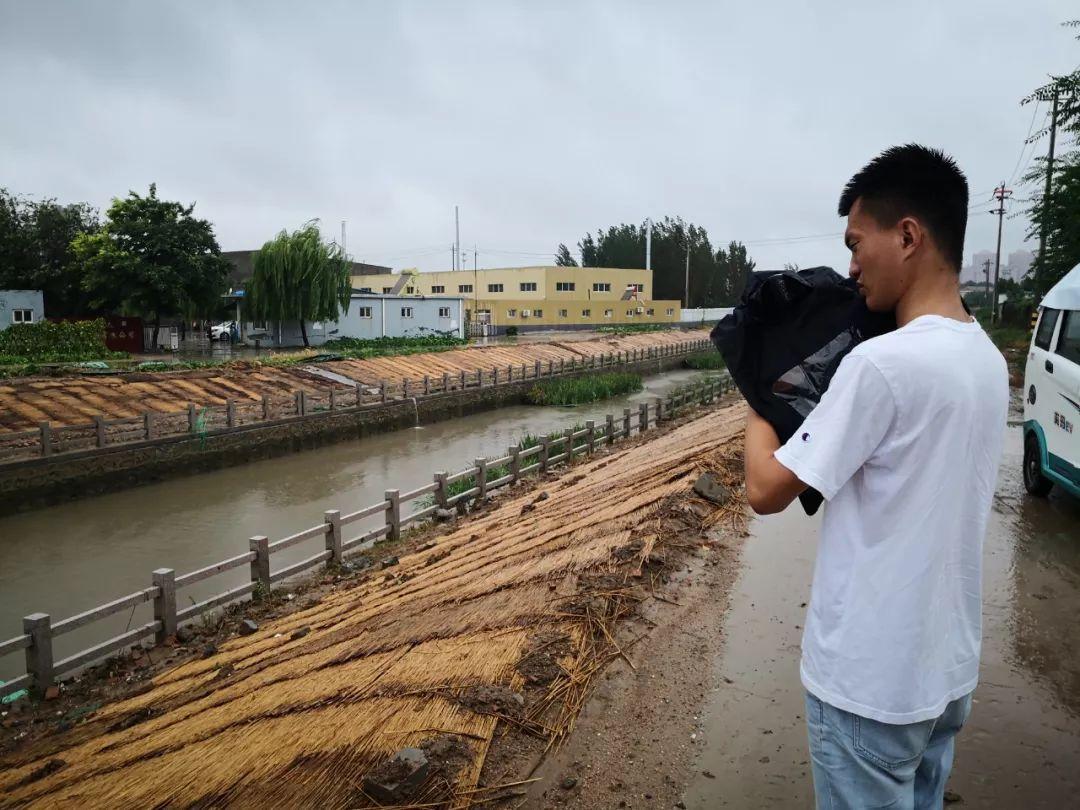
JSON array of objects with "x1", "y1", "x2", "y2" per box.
[
  {"x1": 0, "y1": 369, "x2": 712, "y2": 680},
  {"x1": 684, "y1": 425, "x2": 1080, "y2": 808}
]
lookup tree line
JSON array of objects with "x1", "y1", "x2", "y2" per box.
[
  {"x1": 554, "y1": 217, "x2": 756, "y2": 307},
  {"x1": 0, "y1": 185, "x2": 350, "y2": 347}
]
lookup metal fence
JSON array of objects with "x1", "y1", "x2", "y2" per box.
[
  {"x1": 0, "y1": 339, "x2": 709, "y2": 465},
  {"x1": 0, "y1": 369, "x2": 733, "y2": 699}
]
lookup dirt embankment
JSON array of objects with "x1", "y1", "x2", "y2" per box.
[{"x1": 0, "y1": 396, "x2": 748, "y2": 809}]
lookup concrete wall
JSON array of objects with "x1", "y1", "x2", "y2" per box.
[
  {"x1": 0, "y1": 290, "x2": 45, "y2": 330},
  {"x1": 680, "y1": 307, "x2": 733, "y2": 325}
]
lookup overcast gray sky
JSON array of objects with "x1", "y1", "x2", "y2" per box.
[{"x1": 1, "y1": 1, "x2": 1076, "y2": 274}]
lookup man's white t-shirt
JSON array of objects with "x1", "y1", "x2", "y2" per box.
[{"x1": 774, "y1": 314, "x2": 1008, "y2": 724}]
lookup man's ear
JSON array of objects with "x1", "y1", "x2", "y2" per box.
[{"x1": 897, "y1": 216, "x2": 923, "y2": 258}]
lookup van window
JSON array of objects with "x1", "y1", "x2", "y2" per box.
[
  {"x1": 1034, "y1": 308, "x2": 1059, "y2": 351},
  {"x1": 1056, "y1": 310, "x2": 1080, "y2": 366}
]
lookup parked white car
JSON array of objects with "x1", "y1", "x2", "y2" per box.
[
  {"x1": 211, "y1": 321, "x2": 236, "y2": 341},
  {"x1": 1023, "y1": 263, "x2": 1080, "y2": 499}
]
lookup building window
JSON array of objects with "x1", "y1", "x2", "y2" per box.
[
  {"x1": 582, "y1": 308, "x2": 591, "y2": 317},
  {"x1": 646, "y1": 308, "x2": 654, "y2": 316},
  {"x1": 593, "y1": 282, "x2": 611, "y2": 292},
  {"x1": 401, "y1": 307, "x2": 414, "y2": 318},
  {"x1": 431, "y1": 285, "x2": 445, "y2": 294},
  {"x1": 507, "y1": 308, "x2": 517, "y2": 317},
  {"x1": 405, "y1": 286, "x2": 414, "y2": 294},
  {"x1": 458, "y1": 284, "x2": 473, "y2": 293},
  {"x1": 519, "y1": 282, "x2": 537, "y2": 292},
  {"x1": 357, "y1": 306, "x2": 373, "y2": 319},
  {"x1": 626, "y1": 309, "x2": 634, "y2": 317},
  {"x1": 559, "y1": 309, "x2": 568, "y2": 317},
  {"x1": 533, "y1": 308, "x2": 543, "y2": 317},
  {"x1": 604, "y1": 309, "x2": 613, "y2": 318},
  {"x1": 438, "y1": 306, "x2": 451, "y2": 318},
  {"x1": 629, "y1": 283, "x2": 645, "y2": 293},
  {"x1": 382, "y1": 287, "x2": 393, "y2": 294},
  {"x1": 556, "y1": 281, "x2": 576, "y2": 292},
  {"x1": 666, "y1": 308, "x2": 675, "y2": 316},
  {"x1": 11, "y1": 309, "x2": 34, "y2": 324},
  {"x1": 488, "y1": 283, "x2": 504, "y2": 293}
]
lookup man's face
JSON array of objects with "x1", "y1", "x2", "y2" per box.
[{"x1": 844, "y1": 198, "x2": 909, "y2": 312}]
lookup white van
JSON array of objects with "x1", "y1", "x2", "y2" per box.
[{"x1": 1023, "y1": 263, "x2": 1080, "y2": 499}]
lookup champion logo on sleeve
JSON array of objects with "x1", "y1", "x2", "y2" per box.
[{"x1": 801, "y1": 432, "x2": 810, "y2": 442}]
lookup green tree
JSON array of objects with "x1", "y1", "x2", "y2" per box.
[
  {"x1": 568, "y1": 217, "x2": 754, "y2": 306},
  {"x1": 0, "y1": 188, "x2": 100, "y2": 317},
  {"x1": 554, "y1": 243, "x2": 578, "y2": 266},
  {"x1": 72, "y1": 184, "x2": 229, "y2": 346},
  {"x1": 1022, "y1": 20, "x2": 1080, "y2": 296},
  {"x1": 246, "y1": 222, "x2": 351, "y2": 347}
]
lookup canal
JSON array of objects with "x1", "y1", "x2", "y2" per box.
[{"x1": 0, "y1": 367, "x2": 715, "y2": 680}]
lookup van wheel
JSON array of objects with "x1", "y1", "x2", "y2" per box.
[{"x1": 1024, "y1": 433, "x2": 1053, "y2": 497}]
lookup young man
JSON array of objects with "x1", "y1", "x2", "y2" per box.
[{"x1": 743, "y1": 145, "x2": 1008, "y2": 809}]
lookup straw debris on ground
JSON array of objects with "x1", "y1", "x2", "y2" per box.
[{"x1": 0, "y1": 401, "x2": 746, "y2": 809}]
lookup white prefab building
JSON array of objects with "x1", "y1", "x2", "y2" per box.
[
  {"x1": 239, "y1": 293, "x2": 466, "y2": 347},
  {"x1": 0, "y1": 290, "x2": 45, "y2": 330}
]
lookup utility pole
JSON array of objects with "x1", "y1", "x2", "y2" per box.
[
  {"x1": 645, "y1": 218, "x2": 652, "y2": 272},
  {"x1": 450, "y1": 244, "x2": 455, "y2": 272},
  {"x1": 454, "y1": 206, "x2": 460, "y2": 273},
  {"x1": 982, "y1": 258, "x2": 992, "y2": 303},
  {"x1": 1039, "y1": 87, "x2": 1060, "y2": 259},
  {"x1": 684, "y1": 240, "x2": 691, "y2": 309},
  {"x1": 991, "y1": 181, "x2": 1012, "y2": 325}
]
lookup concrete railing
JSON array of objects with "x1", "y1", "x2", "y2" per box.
[
  {"x1": 0, "y1": 362, "x2": 732, "y2": 701},
  {"x1": 0, "y1": 339, "x2": 713, "y2": 466}
]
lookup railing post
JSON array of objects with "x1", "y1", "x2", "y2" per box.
[
  {"x1": 144, "y1": 411, "x2": 155, "y2": 440},
  {"x1": 152, "y1": 568, "x2": 176, "y2": 644},
  {"x1": 23, "y1": 613, "x2": 53, "y2": 697},
  {"x1": 94, "y1": 415, "x2": 106, "y2": 447},
  {"x1": 478, "y1": 369, "x2": 484, "y2": 388},
  {"x1": 329, "y1": 387, "x2": 337, "y2": 410},
  {"x1": 539, "y1": 436, "x2": 550, "y2": 473},
  {"x1": 434, "y1": 471, "x2": 449, "y2": 508},
  {"x1": 38, "y1": 421, "x2": 52, "y2": 457},
  {"x1": 324, "y1": 509, "x2": 342, "y2": 566},
  {"x1": 295, "y1": 390, "x2": 304, "y2": 415},
  {"x1": 226, "y1": 399, "x2": 236, "y2": 428},
  {"x1": 460, "y1": 369, "x2": 466, "y2": 389},
  {"x1": 623, "y1": 408, "x2": 632, "y2": 438},
  {"x1": 424, "y1": 375, "x2": 430, "y2": 395},
  {"x1": 385, "y1": 490, "x2": 401, "y2": 541},
  {"x1": 403, "y1": 378, "x2": 410, "y2": 399},
  {"x1": 442, "y1": 372, "x2": 450, "y2": 392},
  {"x1": 510, "y1": 446, "x2": 521, "y2": 481},
  {"x1": 380, "y1": 381, "x2": 387, "y2": 404},
  {"x1": 586, "y1": 420, "x2": 595, "y2": 454},
  {"x1": 493, "y1": 367, "x2": 499, "y2": 386},
  {"x1": 606, "y1": 414, "x2": 615, "y2": 445},
  {"x1": 535, "y1": 359, "x2": 541, "y2": 378},
  {"x1": 250, "y1": 535, "x2": 270, "y2": 591},
  {"x1": 475, "y1": 458, "x2": 488, "y2": 500},
  {"x1": 188, "y1": 404, "x2": 198, "y2": 433},
  {"x1": 564, "y1": 427, "x2": 574, "y2": 461},
  {"x1": 262, "y1": 394, "x2": 271, "y2": 420},
  {"x1": 640, "y1": 401, "x2": 650, "y2": 431},
  {"x1": 548, "y1": 360, "x2": 554, "y2": 376}
]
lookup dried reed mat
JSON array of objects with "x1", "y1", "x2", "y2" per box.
[{"x1": 0, "y1": 404, "x2": 747, "y2": 809}]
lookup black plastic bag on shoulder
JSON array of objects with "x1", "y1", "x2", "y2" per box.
[{"x1": 711, "y1": 266, "x2": 895, "y2": 515}]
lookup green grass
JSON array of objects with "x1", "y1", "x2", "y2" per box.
[
  {"x1": 595, "y1": 323, "x2": 674, "y2": 335},
  {"x1": 525, "y1": 372, "x2": 643, "y2": 406},
  {"x1": 683, "y1": 351, "x2": 726, "y2": 370},
  {"x1": 984, "y1": 325, "x2": 1030, "y2": 351}
]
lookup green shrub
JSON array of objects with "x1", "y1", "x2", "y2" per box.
[
  {"x1": 0, "y1": 319, "x2": 120, "y2": 362},
  {"x1": 504, "y1": 326, "x2": 519, "y2": 336},
  {"x1": 526, "y1": 372, "x2": 643, "y2": 406},
  {"x1": 683, "y1": 352, "x2": 726, "y2": 370}
]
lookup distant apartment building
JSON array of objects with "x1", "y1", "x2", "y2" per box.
[
  {"x1": 350, "y1": 266, "x2": 681, "y2": 333},
  {"x1": 1007, "y1": 249, "x2": 1034, "y2": 281}
]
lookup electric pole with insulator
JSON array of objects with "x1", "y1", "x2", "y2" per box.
[{"x1": 990, "y1": 182, "x2": 1012, "y2": 325}]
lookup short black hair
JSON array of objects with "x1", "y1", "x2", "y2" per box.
[{"x1": 838, "y1": 144, "x2": 969, "y2": 270}]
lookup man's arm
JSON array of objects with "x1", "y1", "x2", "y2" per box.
[{"x1": 744, "y1": 409, "x2": 807, "y2": 515}]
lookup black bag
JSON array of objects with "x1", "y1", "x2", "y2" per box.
[{"x1": 711, "y1": 267, "x2": 895, "y2": 515}]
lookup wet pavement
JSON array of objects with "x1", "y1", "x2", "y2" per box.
[
  {"x1": 684, "y1": 424, "x2": 1080, "y2": 808},
  {"x1": 0, "y1": 368, "x2": 713, "y2": 680}
]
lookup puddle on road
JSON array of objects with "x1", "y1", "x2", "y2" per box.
[{"x1": 684, "y1": 426, "x2": 1080, "y2": 809}]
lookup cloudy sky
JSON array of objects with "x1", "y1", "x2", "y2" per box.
[{"x1": 1, "y1": 1, "x2": 1076, "y2": 274}]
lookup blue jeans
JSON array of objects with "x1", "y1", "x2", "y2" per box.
[{"x1": 805, "y1": 690, "x2": 972, "y2": 810}]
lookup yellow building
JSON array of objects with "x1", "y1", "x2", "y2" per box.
[{"x1": 351, "y1": 266, "x2": 681, "y2": 333}]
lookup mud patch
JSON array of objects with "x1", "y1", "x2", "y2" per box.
[{"x1": 517, "y1": 631, "x2": 575, "y2": 687}]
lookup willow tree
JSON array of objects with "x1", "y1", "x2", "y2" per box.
[{"x1": 246, "y1": 223, "x2": 351, "y2": 346}]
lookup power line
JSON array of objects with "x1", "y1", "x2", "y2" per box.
[{"x1": 1006, "y1": 100, "x2": 1046, "y2": 187}]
